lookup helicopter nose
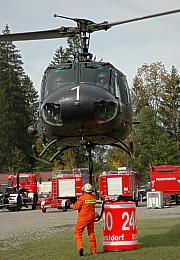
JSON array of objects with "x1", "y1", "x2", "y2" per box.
[
  {"x1": 41, "y1": 84, "x2": 118, "y2": 126},
  {"x1": 59, "y1": 84, "x2": 118, "y2": 124}
]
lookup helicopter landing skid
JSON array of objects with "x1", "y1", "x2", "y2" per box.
[
  {"x1": 109, "y1": 136, "x2": 134, "y2": 158},
  {"x1": 32, "y1": 139, "x2": 75, "y2": 164}
]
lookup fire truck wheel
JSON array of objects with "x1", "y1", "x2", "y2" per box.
[
  {"x1": 62, "y1": 203, "x2": 67, "y2": 212},
  {"x1": 42, "y1": 208, "x2": 46, "y2": 213},
  {"x1": 32, "y1": 202, "x2": 36, "y2": 210},
  {"x1": 8, "y1": 207, "x2": 16, "y2": 212},
  {"x1": 32, "y1": 194, "x2": 38, "y2": 210},
  {"x1": 16, "y1": 195, "x2": 22, "y2": 211},
  {"x1": 135, "y1": 200, "x2": 138, "y2": 207}
]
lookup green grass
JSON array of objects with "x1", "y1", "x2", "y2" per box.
[{"x1": 0, "y1": 218, "x2": 180, "y2": 260}]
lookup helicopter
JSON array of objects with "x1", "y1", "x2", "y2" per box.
[{"x1": 0, "y1": 9, "x2": 179, "y2": 166}]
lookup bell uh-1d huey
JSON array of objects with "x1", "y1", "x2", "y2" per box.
[{"x1": 0, "y1": 9, "x2": 179, "y2": 167}]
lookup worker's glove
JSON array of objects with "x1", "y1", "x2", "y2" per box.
[{"x1": 70, "y1": 204, "x2": 74, "y2": 209}]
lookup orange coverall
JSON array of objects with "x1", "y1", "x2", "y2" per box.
[{"x1": 73, "y1": 192, "x2": 96, "y2": 254}]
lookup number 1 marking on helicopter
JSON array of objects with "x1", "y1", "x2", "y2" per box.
[{"x1": 71, "y1": 86, "x2": 80, "y2": 101}]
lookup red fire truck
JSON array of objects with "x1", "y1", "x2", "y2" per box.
[
  {"x1": 41, "y1": 168, "x2": 90, "y2": 212},
  {"x1": 0, "y1": 173, "x2": 38, "y2": 211},
  {"x1": 99, "y1": 167, "x2": 139, "y2": 206},
  {"x1": 150, "y1": 165, "x2": 180, "y2": 204}
]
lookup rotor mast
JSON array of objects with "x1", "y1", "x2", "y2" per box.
[{"x1": 54, "y1": 14, "x2": 94, "y2": 61}]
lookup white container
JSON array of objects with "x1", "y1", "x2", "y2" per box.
[{"x1": 147, "y1": 191, "x2": 163, "y2": 208}]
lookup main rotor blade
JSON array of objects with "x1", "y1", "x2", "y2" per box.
[
  {"x1": 95, "y1": 9, "x2": 180, "y2": 30},
  {"x1": 0, "y1": 9, "x2": 179, "y2": 42},
  {"x1": 0, "y1": 27, "x2": 78, "y2": 42}
]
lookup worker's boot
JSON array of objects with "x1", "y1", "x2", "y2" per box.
[{"x1": 79, "y1": 248, "x2": 84, "y2": 256}]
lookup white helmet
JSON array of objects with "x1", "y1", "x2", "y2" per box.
[{"x1": 83, "y1": 183, "x2": 92, "y2": 193}]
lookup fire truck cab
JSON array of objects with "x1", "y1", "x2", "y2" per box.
[{"x1": 3, "y1": 173, "x2": 38, "y2": 211}]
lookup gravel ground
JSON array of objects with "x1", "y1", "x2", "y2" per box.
[
  {"x1": 0, "y1": 207, "x2": 78, "y2": 240},
  {"x1": 0, "y1": 202, "x2": 180, "y2": 245},
  {"x1": 136, "y1": 201, "x2": 180, "y2": 219}
]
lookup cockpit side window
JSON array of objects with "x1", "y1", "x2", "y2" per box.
[
  {"x1": 40, "y1": 72, "x2": 48, "y2": 101},
  {"x1": 121, "y1": 75, "x2": 131, "y2": 104},
  {"x1": 109, "y1": 69, "x2": 115, "y2": 95},
  {"x1": 115, "y1": 74, "x2": 121, "y2": 99},
  {"x1": 115, "y1": 73, "x2": 128, "y2": 104}
]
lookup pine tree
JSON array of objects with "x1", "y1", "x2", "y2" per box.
[
  {"x1": 65, "y1": 35, "x2": 81, "y2": 61},
  {"x1": 0, "y1": 25, "x2": 39, "y2": 173},
  {"x1": 49, "y1": 45, "x2": 68, "y2": 65}
]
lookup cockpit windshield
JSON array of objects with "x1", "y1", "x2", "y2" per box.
[
  {"x1": 80, "y1": 62, "x2": 114, "y2": 94},
  {"x1": 42, "y1": 64, "x2": 76, "y2": 97},
  {"x1": 41, "y1": 62, "x2": 116, "y2": 98}
]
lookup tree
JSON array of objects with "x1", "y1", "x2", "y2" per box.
[
  {"x1": 158, "y1": 66, "x2": 180, "y2": 147},
  {"x1": 105, "y1": 62, "x2": 180, "y2": 184},
  {"x1": 49, "y1": 35, "x2": 81, "y2": 66},
  {"x1": 133, "y1": 62, "x2": 168, "y2": 113},
  {"x1": 65, "y1": 35, "x2": 81, "y2": 62},
  {"x1": 49, "y1": 45, "x2": 69, "y2": 65},
  {"x1": 130, "y1": 62, "x2": 180, "y2": 181},
  {"x1": 106, "y1": 145, "x2": 131, "y2": 170},
  {"x1": 132, "y1": 106, "x2": 177, "y2": 182},
  {"x1": 0, "y1": 25, "x2": 39, "y2": 173}
]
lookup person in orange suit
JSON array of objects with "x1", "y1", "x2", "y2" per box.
[{"x1": 72, "y1": 183, "x2": 97, "y2": 257}]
